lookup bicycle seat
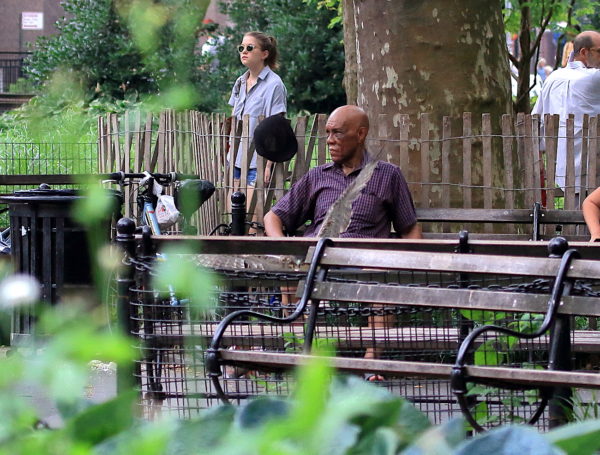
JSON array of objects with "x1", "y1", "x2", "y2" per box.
[{"x1": 175, "y1": 179, "x2": 215, "y2": 218}]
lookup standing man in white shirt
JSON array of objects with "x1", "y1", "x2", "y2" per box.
[{"x1": 533, "y1": 31, "x2": 600, "y2": 193}]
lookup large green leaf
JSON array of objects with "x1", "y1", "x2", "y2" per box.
[
  {"x1": 454, "y1": 425, "x2": 561, "y2": 455},
  {"x1": 351, "y1": 427, "x2": 399, "y2": 455},
  {"x1": 165, "y1": 406, "x2": 236, "y2": 454},
  {"x1": 330, "y1": 376, "x2": 430, "y2": 440},
  {"x1": 62, "y1": 391, "x2": 136, "y2": 445},
  {"x1": 401, "y1": 418, "x2": 465, "y2": 455},
  {"x1": 235, "y1": 397, "x2": 291, "y2": 430},
  {"x1": 93, "y1": 419, "x2": 174, "y2": 455},
  {"x1": 546, "y1": 419, "x2": 600, "y2": 455},
  {"x1": 322, "y1": 423, "x2": 361, "y2": 455}
]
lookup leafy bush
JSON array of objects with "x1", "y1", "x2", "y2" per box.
[
  {"x1": 25, "y1": 0, "x2": 153, "y2": 100},
  {"x1": 26, "y1": 0, "x2": 206, "y2": 102}
]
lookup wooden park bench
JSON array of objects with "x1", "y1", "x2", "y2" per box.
[
  {"x1": 416, "y1": 203, "x2": 587, "y2": 241},
  {"x1": 204, "y1": 236, "x2": 600, "y2": 431}
]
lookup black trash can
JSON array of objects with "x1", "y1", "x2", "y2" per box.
[{"x1": 0, "y1": 185, "x2": 120, "y2": 343}]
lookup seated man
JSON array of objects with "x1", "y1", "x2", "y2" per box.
[{"x1": 264, "y1": 105, "x2": 422, "y2": 380}]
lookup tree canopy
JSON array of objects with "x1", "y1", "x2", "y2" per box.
[{"x1": 21, "y1": 0, "x2": 600, "y2": 116}]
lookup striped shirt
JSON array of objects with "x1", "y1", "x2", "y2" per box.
[{"x1": 272, "y1": 153, "x2": 417, "y2": 238}]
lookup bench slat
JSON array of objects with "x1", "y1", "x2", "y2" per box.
[
  {"x1": 307, "y1": 247, "x2": 600, "y2": 279},
  {"x1": 298, "y1": 281, "x2": 600, "y2": 317},
  {"x1": 422, "y1": 233, "x2": 533, "y2": 241},
  {"x1": 416, "y1": 208, "x2": 534, "y2": 223},
  {"x1": 218, "y1": 350, "x2": 600, "y2": 389},
  {"x1": 415, "y1": 208, "x2": 585, "y2": 226},
  {"x1": 540, "y1": 210, "x2": 585, "y2": 225}
]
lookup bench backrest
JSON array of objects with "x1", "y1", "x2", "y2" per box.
[
  {"x1": 302, "y1": 244, "x2": 600, "y2": 317},
  {"x1": 416, "y1": 206, "x2": 587, "y2": 241}
]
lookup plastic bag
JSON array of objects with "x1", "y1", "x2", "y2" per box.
[{"x1": 156, "y1": 194, "x2": 181, "y2": 230}]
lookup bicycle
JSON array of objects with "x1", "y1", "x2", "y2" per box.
[
  {"x1": 103, "y1": 170, "x2": 215, "y2": 306},
  {"x1": 103, "y1": 171, "x2": 215, "y2": 402},
  {"x1": 104, "y1": 171, "x2": 215, "y2": 236},
  {"x1": 105, "y1": 172, "x2": 270, "y2": 406}
]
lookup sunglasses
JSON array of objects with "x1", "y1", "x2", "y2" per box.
[{"x1": 238, "y1": 44, "x2": 256, "y2": 53}]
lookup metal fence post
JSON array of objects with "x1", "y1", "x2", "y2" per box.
[
  {"x1": 547, "y1": 237, "x2": 573, "y2": 428},
  {"x1": 115, "y1": 217, "x2": 137, "y2": 394},
  {"x1": 231, "y1": 191, "x2": 246, "y2": 236}
]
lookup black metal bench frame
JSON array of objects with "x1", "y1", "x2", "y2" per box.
[{"x1": 205, "y1": 236, "x2": 600, "y2": 431}]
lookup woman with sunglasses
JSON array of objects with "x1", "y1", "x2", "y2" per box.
[{"x1": 228, "y1": 31, "x2": 287, "y2": 199}]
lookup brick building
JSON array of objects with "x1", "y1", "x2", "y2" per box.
[
  {"x1": 0, "y1": 0, "x2": 64, "y2": 53},
  {"x1": 0, "y1": 0, "x2": 64, "y2": 101}
]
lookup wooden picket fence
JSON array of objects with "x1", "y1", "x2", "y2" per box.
[{"x1": 97, "y1": 110, "x2": 600, "y2": 236}]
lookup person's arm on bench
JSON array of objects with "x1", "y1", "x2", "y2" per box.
[
  {"x1": 398, "y1": 222, "x2": 423, "y2": 239},
  {"x1": 583, "y1": 187, "x2": 600, "y2": 241},
  {"x1": 264, "y1": 211, "x2": 286, "y2": 237}
]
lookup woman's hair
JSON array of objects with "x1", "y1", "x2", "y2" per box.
[{"x1": 244, "y1": 31, "x2": 279, "y2": 70}]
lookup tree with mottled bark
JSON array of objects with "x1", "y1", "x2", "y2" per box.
[
  {"x1": 344, "y1": 0, "x2": 511, "y2": 125},
  {"x1": 342, "y1": 0, "x2": 511, "y2": 207}
]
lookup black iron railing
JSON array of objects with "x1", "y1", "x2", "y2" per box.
[{"x1": 0, "y1": 52, "x2": 32, "y2": 93}]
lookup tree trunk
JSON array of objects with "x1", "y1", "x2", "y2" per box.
[
  {"x1": 342, "y1": 0, "x2": 358, "y2": 104},
  {"x1": 345, "y1": 0, "x2": 512, "y2": 208},
  {"x1": 514, "y1": 5, "x2": 533, "y2": 114}
]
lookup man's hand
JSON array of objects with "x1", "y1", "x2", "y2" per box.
[{"x1": 400, "y1": 223, "x2": 423, "y2": 239}]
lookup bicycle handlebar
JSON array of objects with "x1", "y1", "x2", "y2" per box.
[{"x1": 102, "y1": 171, "x2": 200, "y2": 184}]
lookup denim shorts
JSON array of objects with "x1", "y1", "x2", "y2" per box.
[{"x1": 234, "y1": 167, "x2": 257, "y2": 185}]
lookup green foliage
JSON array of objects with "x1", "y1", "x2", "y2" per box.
[
  {"x1": 3, "y1": 285, "x2": 600, "y2": 453},
  {"x1": 546, "y1": 419, "x2": 600, "y2": 455},
  {"x1": 26, "y1": 0, "x2": 205, "y2": 104},
  {"x1": 26, "y1": 0, "x2": 153, "y2": 100},
  {"x1": 503, "y1": 0, "x2": 597, "y2": 39},
  {"x1": 303, "y1": 0, "x2": 342, "y2": 28},
  {"x1": 195, "y1": 0, "x2": 346, "y2": 114},
  {"x1": 455, "y1": 425, "x2": 560, "y2": 455},
  {"x1": 564, "y1": 390, "x2": 600, "y2": 423},
  {"x1": 22, "y1": 0, "x2": 343, "y2": 117}
]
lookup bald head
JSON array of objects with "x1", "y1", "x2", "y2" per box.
[
  {"x1": 328, "y1": 105, "x2": 370, "y2": 131},
  {"x1": 573, "y1": 31, "x2": 600, "y2": 68},
  {"x1": 574, "y1": 31, "x2": 600, "y2": 53}
]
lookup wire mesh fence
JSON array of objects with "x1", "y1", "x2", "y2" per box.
[
  {"x1": 0, "y1": 142, "x2": 98, "y2": 225},
  {"x1": 129, "y1": 253, "x2": 600, "y2": 429},
  {"x1": 0, "y1": 142, "x2": 97, "y2": 184}
]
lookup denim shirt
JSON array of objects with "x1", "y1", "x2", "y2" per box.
[{"x1": 228, "y1": 66, "x2": 287, "y2": 169}]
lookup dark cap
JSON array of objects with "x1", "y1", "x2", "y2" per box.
[{"x1": 253, "y1": 115, "x2": 298, "y2": 163}]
